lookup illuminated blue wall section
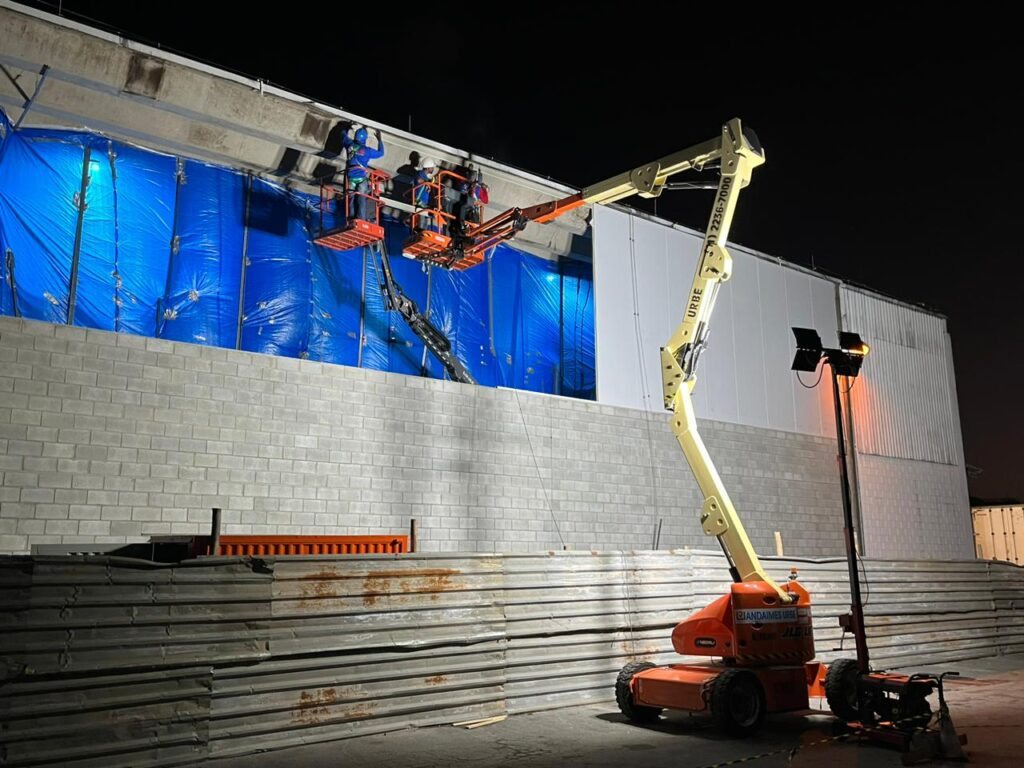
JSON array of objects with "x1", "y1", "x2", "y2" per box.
[{"x1": 0, "y1": 109, "x2": 594, "y2": 399}]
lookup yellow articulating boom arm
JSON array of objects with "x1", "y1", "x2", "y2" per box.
[
  {"x1": 659, "y1": 121, "x2": 790, "y2": 601},
  {"x1": 588, "y1": 120, "x2": 790, "y2": 602},
  {"x1": 449, "y1": 120, "x2": 787, "y2": 600}
]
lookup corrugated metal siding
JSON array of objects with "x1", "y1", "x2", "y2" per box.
[
  {"x1": 2, "y1": 667, "x2": 212, "y2": 768},
  {"x1": 840, "y1": 286, "x2": 961, "y2": 464},
  {"x1": 206, "y1": 556, "x2": 508, "y2": 759},
  {"x1": 2, "y1": 551, "x2": 1022, "y2": 766},
  {"x1": 503, "y1": 551, "x2": 692, "y2": 714},
  {"x1": 687, "y1": 553, "x2": 1009, "y2": 668},
  {"x1": 991, "y1": 561, "x2": 1024, "y2": 657},
  {"x1": 1, "y1": 556, "x2": 272, "y2": 676}
]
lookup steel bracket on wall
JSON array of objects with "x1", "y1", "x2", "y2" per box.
[{"x1": 0, "y1": 62, "x2": 50, "y2": 129}]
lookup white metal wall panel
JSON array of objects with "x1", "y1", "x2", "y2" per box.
[
  {"x1": 663, "y1": 225, "x2": 709, "y2": 416},
  {"x1": 811, "y1": 277, "x2": 840, "y2": 439},
  {"x1": 730, "y1": 248, "x2": 769, "y2": 429},
  {"x1": 632, "y1": 217, "x2": 675, "y2": 413},
  {"x1": 592, "y1": 209, "x2": 644, "y2": 410},
  {"x1": 840, "y1": 286, "x2": 961, "y2": 464},
  {"x1": 593, "y1": 206, "x2": 839, "y2": 438},
  {"x1": 700, "y1": 248, "x2": 740, "y2": 424},
  {"x1": 756, "y1": 257, "x2": 797, "y2": 433},
  {"x1": 785, "y1": 267, "x2": 821, "y2": 436},
  {"x1": 944, "y1": 328, "x2": 970, "y2": 468},
  {"x1": 591, "y1": 208, "x2": 974, "y2": 561}
]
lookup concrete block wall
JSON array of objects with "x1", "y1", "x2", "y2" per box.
[
  {"x1": 857, "y1": 454, "x2": 974, "y2": 560},
  {"x1": 0, "y1": 316, "x2": 846, "y2": 555}
]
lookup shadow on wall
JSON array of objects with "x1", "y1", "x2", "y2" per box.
[{"x1": 247, "y1": 182, "x2": 291, "y2": 236}]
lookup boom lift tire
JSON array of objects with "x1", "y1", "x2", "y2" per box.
[
  {"x1": 615, "y1": 662, "x2": 662, "y2": 723},
  {"x1": 825, "y1": 658, "x2": 861, "y2": 721},
  {"x1": 709, "y1": 669, "x2": 766, "y2": 735}
]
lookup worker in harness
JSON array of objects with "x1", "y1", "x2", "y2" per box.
[
  {"x1": 342, "y1": 125, "x2": 385, "y2": 222},
  {"x1": 446, "y1": 167, "x2": 489, "y2": 264},
  {"x1": 455, "y1": 167, "x2": 488, "y2": 229},
  {"x1": 412, "y1": 157, "x2": 440, "y2": 232}
]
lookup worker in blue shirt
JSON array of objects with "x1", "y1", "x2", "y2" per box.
[{"x1": 342, "y1": 125, "x2": 384, "y2": 221}]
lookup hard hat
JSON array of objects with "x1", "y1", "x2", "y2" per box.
[
  {"x1": 354, "y1": 126, "x2": 368, "y2": 144},
  {"x1": 420, "y1": 157, "x2": 437, "y2": 170}
]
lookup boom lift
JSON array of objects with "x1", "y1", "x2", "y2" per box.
[
  {"x1": 566, "y1": 119, "x2": 825, "y2": 733},
  {"x1": 402, "y1": 120, "x2": 821, "y2": 727},
  {"x1": 418, "y1": 119, "x2": 964, "y2": 754},
  {"x1": 410, "y1": 120, "x2": 793, "y2": 604}
]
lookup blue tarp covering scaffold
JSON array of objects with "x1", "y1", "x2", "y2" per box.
[{"x1": 0, "y1": 109, "x2": 595, "y2": 398}]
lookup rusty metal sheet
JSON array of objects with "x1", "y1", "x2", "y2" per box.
[
  {"x1": 265, "y1": 555, "x2": 506, "y2": 656},
  {"x1": 270, "y1": 556, "x2": 503, "y2": 615},
  {"x1": 208, "y1": 642, "x2": 506, "y2": 760}
]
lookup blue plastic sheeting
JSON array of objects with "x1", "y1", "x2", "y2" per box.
[
  {"x1": 239, "y1": 179, "x2": 312, "y2": 358},
  {"x1": 0, "y1": 108, "x2": 596, "y2": 400},
  {"x1": 109, "y1": 144, "x2": 176, "y2": 337},
  {"x1": 40, "y1": 136, "x2": 177, "y2": 335},
  {"x1": 491, "y1": 244, "x2": 561, "y2": 393},
  {"x1": 158, "y1": 160, "x2": 244, "y2": 346},
  {"x1": 425, "y1": 253, "x2": 496, "y2": 386},
  {"x1": 293, "y1": 188, "x2": 358, "y2": 365},
  {"x1": 559, "y1": 258, "x2": 595, "y2": 398},
  {"x1": 0, "y1": 110, "x2": 11, "y2": 316},
  {"x1": 72, "y1": 138, "x2": 117, "y2": 331},
  {"x1": 308, "y1": 190, "x2": 362, "y2": 367},
  {"x1": 360, "y1": 219, "x2": 429, "y2": 375},
  {"x1": 0, "y1": 112, "x2": 82, "y2": 323},
  {"x1": 385, "y1": 227, "x2": 431, "y2": 376}
]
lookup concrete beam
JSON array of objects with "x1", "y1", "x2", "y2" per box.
[{"x1": 0, "y1": 3, "x2": 589, "y2": 261}]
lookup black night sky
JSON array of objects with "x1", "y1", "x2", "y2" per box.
[{"x1": 19, "y1": 3, "x2": 1024, "y2": 501}]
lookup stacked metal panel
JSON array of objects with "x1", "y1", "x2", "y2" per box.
[
  {"x1": 208, "y1": 555, "x2": 507, "y2": 760},
  {"x1": 1, "y1": 551, "x2": 1021, "y2": 766},
  {"x1": 0, "y1": 556, "x2": 271, "y2": 767}
]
